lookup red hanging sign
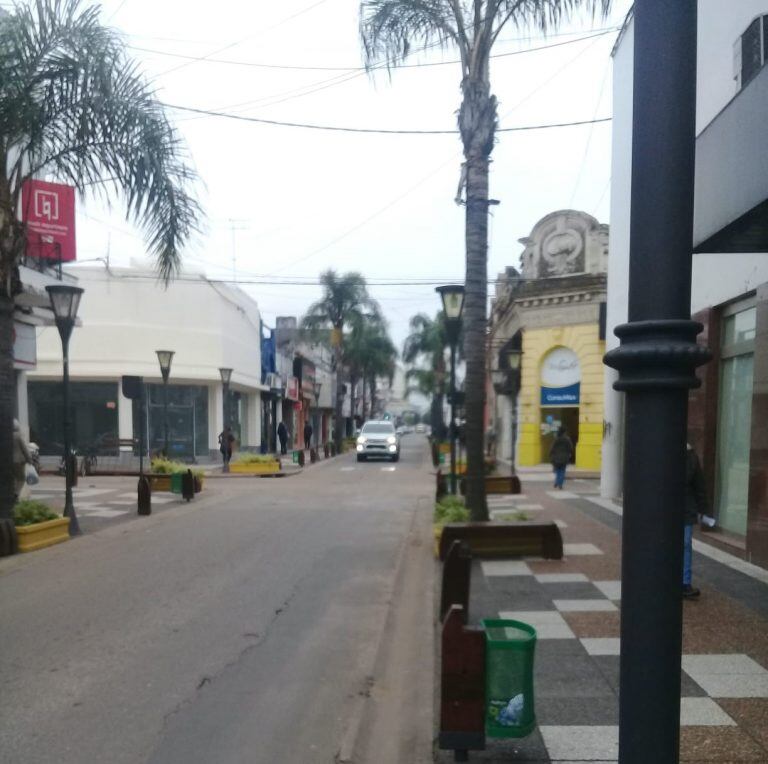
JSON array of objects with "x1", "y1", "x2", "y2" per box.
[{"x1": 21, "y1": 180, "x2": 77, "y2": 262}]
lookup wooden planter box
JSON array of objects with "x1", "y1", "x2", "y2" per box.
[
  {"x1": 16, "y1": 517, "x2": 70, "y2": 553},
  {"x1": 229, "y1": 461, "x2": 281, "y2": 475},
  {"x1": 149, "y1": 474, "x2": 172, "y2": 492},
  {"x1": 439, "y1": 521, "x2": 563, "y2": 561}
]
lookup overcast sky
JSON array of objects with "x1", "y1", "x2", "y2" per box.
[{"x1": 63, "y1": 0, "x2": 633, "y2": 350}]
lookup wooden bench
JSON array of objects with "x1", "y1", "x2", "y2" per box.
[
  {"x1": 439, "y1": 521, "x2": 563, "y2": 562},
  {"x1": 459, "y1": 474, "x2": 521, "y2": 495}
]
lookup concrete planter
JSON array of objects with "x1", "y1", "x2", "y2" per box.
[
  {"x1": 16, "y1": 517, "x2": 69, "y2": 553},
  {"x1": 229, "y1": 461, "x2": 281, "y2": 475}
]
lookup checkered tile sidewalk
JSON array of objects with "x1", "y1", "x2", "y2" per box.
[{"x1": 438, "y1": 483, "x2": 768, "y2": 762}]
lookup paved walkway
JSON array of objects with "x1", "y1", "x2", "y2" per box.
[{"x1": 437, "y1": 477, "x2": 768, "y2": 762}]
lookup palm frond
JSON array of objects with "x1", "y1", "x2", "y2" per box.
[
  {"x1": 0, "y1": 0, "x2": 200, "y2": 282},
  {"x1": 360, "y1": 0, "x2": 464, "y2": 74}
]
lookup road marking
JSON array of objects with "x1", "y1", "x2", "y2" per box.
[
  {"x1": 381, "y1": 466, "x2": 396, "y2": 472},
  {"x1": 340, "y1": 467, "x2": 355, "y2": 472}
]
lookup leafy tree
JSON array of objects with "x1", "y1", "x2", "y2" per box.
[
  {"x1": 0, "y1": 0, "x2": 200, "y2": 535},
  {"x1": 403, "y1": 311, "x2": 449, "y2": 438},
  {"x1": 360, "y1": 0, "x2": 612, "y2": 520},
  {"x1": 301, "y1": 270, "x2": 380, "y2": 451}
]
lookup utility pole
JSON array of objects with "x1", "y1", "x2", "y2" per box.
[{"x1": 228, "y1": 219, "x2": 249, "y2": 282}]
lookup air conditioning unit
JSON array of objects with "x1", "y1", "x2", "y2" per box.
[{"x1": 266, "y1": 373, "x2": 282, "y2": 391}]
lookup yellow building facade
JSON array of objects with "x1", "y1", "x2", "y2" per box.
[
  {"x1": 517, "y1": 324, "x2": 605, "y2": 470},
  {"x1": 488, "y1": 210, "x2": 608, "y2": 472}
]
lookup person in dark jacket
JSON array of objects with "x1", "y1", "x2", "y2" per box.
[
  {"x1": 549, "y1": 427, "x2": 574, "y2": 489},
  {"x1": 277, "y1": 421, "x2": 288, "y2": 455},
  {"x1": 684, "y1": 444, "x2": 709, "y2": 599},
  {"x1": 303, "y1": 422, "x2": 313, "y2": 450}
]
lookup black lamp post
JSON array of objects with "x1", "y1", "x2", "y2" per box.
[
  {"x1": 603, "y1": 3, "x2": 711, "y2": 762},
  {"x1": 156, "y1": 350, "x2": 174, "y2": 457},
  {"x1": 436, "y1": 285, "x2": 465, "y2": 495},
  {"x1": 219, "y1": 367, "x2": 233, "y2": 473},
  {"x1": 46, "y1": 284, "x2": 84, "y2": 537}
]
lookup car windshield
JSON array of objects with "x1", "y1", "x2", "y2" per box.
[{"x1": 361, "y1": 423, "x2": 394, "y2": 434}]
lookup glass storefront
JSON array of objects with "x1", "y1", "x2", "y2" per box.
[
  {"x1": 29, "y1": 381, "x2": 119, "y2": 456},
  {"x1": 715, "y1": 303, "x2": 756, "y2": 536},
  {"x1": 134, "y1": 383, "x2": 209, "y2": 460}
]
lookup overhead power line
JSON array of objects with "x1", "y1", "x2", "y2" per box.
[
  {"x1": 129, "y1": 28, "x2": 618, "y2": 73},
  {"x1": 165, "y1": 104, "x2": 612, "y2": 134}
]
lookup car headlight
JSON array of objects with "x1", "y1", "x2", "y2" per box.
[
  {"x1": 357, "y1": 436, "x2": 367, "y2": 444},
  {"x1": 387, "y1": 436, "x2": 397, "y2": 445}
]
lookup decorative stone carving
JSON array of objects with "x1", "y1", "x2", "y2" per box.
[{"x1": 518, "y1": 210, "x2": 607, "y2": 280}]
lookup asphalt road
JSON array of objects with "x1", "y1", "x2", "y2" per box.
[{"x1": 0, "y1": 435, "x2": 434, "y2": 764}]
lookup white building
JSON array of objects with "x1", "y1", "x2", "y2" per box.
[
  {"x1": 28, "y1": 264, "x2": 267, "y2": 462},
  {"x1": 603, "y1": 4, "x2": 768, "y2": 566}
]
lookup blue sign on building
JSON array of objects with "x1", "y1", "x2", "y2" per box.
[{"x1": 541, "y1": 382, "x2": 580, "y2": 406}]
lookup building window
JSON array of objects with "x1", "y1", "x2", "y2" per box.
[
  {"x1": 739, "y1": 16, "x2": 768, "y2": 88},
  {"x1": 715, "y1": 300, "x2": 756, "y2": 536}
]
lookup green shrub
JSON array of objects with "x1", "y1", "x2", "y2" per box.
[
  {"x1": 232, "y1": 453, "x2": 279, "y2": 465},
  {"x1": 494, "y1": 511, "x2": 530, "y2": 522},
  {"x1": 434, "y1": 495, "x2": 470, "y2": 525},
  {"x1": 14, "y1": 500, "x2": 60, "y2": 526},
  {"x1": 151, "y1": 457, "x2": 203, "y2": 478}
]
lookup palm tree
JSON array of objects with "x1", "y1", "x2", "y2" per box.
[
  {"x1": 361, "y1": 326, "x2": 398, "y2": 418},
  {"x1": 403, "y1": 311, "x2": 448, "y2": 437},
  {"x1": 360, "y1": 0, "x2": 612, "y2": 520},
  {"x1": 301, "y1": 270, "x2": 380, "y2": 452},
  {"x1": 0, "y1": 0, "x2": 200, "y2": 536}
]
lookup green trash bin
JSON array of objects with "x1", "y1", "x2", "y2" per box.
[
  {"x1": 170, "y1": 473, "x2": 183, "y2": 494},
  {"x1": 482, "y1": 618, "x2": 537, "y2": 738}
]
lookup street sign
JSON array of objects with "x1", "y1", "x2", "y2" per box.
[
  {"x1": 121, "y1": 375, "x2": 144, "y2": 400},
  {"x1": 21, "y1": 179, "x2": 77, "y2": 262}
]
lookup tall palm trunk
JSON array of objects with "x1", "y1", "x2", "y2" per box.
[
  {"x1": 361, "y1": 375, "x2": 368, "y2": 422},
  {"x1": 333, "y1": 339, "x2": 344, "y2": 452},
  {"x1": 460, "y1": 76, "x2": 496, "y2": 522},
  {"x1": 369, "y1": 375, "x2": 377, "y2": 418},
  {"x1": 349, "y1": 372, "x2": 358, "y2": 430},
  {"x1": 0, "y1": 292, "x2": 16, "y2": 523}
]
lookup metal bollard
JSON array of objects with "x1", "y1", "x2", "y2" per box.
[
  {"x1": 138, "y1": 476, "x2": 151, "y2": 515},
  {"x1": 181, "y1": 469, "x2": 195, "y2": 502}
]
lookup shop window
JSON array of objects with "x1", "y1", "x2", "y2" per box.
[
  {"x1": 29, "y1": 381, "x2": 119, "y2": 455},
  {"x1": 715, "y1": 301, "x2": 756, "y2": 536}
]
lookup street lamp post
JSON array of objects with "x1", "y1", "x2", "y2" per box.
[
  {"x1": 436, "y1": 285, "x2": 465, "y2": 495},
  {"x1": 603, "y1": 3, "x2": 711, "y2": 762},
  {"x1": 506, "y1": 349, "x2": 522, "y2": 470},
  {"x1": 156, "y1": 350, "x2": 174, "y2": 457},
  {"x1": 46, "y1": 284, "x2": 84, "y2": 537},
  {"x1": 219, "y1": 367, "x2": 233, "y2": 473}
]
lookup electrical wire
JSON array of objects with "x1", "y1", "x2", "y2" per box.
[
  {"x1": 165, "y1": 103, "x2": 611, "y2": 134},
  {"x1": 129, "y1": 28, "x2": 618, "y2": 73}
]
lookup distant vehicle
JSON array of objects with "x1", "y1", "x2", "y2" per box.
[
  {"x1": 415, "y1": 423, "x2": 426, "y2": 433},
  {"x1": 396, "y1": 426, "x2": 405, "y2": 436},
  {"x1": 356, "y1": 420, "x2": 400, "y2": 462}
]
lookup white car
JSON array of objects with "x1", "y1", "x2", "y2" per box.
[
  {"x1": 415, "y1": 423, "x2": 425, "y2": 433},
  {"x1": 356, "y1": 421, "x2": 400, "y2": 462}
]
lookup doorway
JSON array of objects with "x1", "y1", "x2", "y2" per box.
[{"x1": 540, "y1": 408, "x2": 579, "y2": 464}]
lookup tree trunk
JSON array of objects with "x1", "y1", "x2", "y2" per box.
[
  {"x1": 369, "y1": 375, "x2": 377, "y2": 418},
  {"x1": 459, "y1": 78, "x2": 496, "y2": 522},
  {"x1": 333, "y1": 339, "x2": 344, "y2": 453},
  {"x1": 361, "y1": 375, "x2": 368, "y2": 422},
  {"x1": 0, "y1": 291, "x2": 16, "y2": 522},
  {"x1": 349, "y1": 372, "x2": 358, "y2": 431}
]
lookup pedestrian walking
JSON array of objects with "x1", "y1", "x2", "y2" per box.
[
  {"x1": 549, "y1": 426, "x2": 574, "y2": 490},
  {"x1": 13, "y1": 419, "x2": 34, "y2": 501},
  {"x1": 684, "y1": 444, "x2": 709, "y2": 599},
  {"x1": 277, "y1": 421, "x2": 288, "y2": 455},
  {"x1": 486, "y1": 425, "x2": 496, "y2": 458},
  {"x1": 303, "y1": 421, "x2": 313, "y2": 450},
  {"x1": 218, "y1": 426, "x2": 235, "y2": 467}
]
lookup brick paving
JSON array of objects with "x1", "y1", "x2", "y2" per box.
[{"x1": 437, "y1": 476, "x2": 768, "y2": 763}]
